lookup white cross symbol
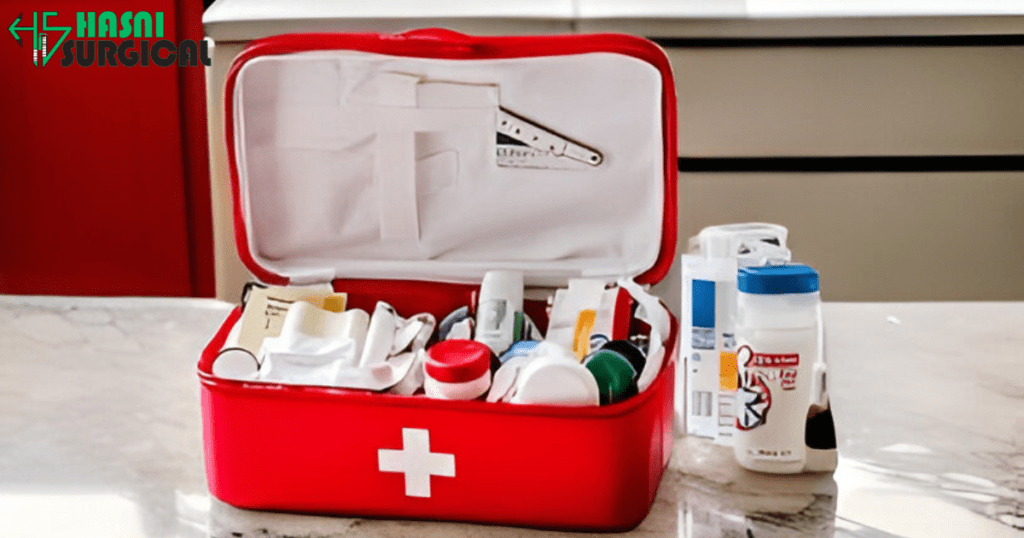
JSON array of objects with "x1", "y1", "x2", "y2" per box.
[{"x1": 377, "y1": 428, "x2": 455, "y2": 498}]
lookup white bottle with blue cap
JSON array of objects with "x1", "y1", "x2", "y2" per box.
[{"x1": 733, "y1": 264, "x2": 821, "y2": 474}]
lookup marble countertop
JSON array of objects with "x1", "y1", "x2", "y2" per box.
[{"x1": 0, "y1": 296, "x2": 1021, "y2": 537}]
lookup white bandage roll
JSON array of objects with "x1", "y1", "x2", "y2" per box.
[
  {"x1": 212, "y1": 320, "x2": 260, "y2": 380},
  {"x1": 276, "y1": 301, "x2": 370, "y2": 368},
  {"x1": 359, "y1": 302, "x2": 399, "y2": 368}
]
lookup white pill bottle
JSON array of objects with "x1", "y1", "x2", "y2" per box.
[{"x1": 733, "y1": 265, "x2": 820, "y2": 473}]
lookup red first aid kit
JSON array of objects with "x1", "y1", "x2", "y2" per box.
[{"x1": 198, "y1": 29, "x2": 679, "y2": 531}]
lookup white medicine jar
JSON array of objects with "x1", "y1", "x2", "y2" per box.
[{"x1": 733, "y1": 264, "x2": 821, "y2": 474}]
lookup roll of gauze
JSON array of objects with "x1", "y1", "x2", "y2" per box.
[{"x1": 278, "y1": 301, "x2": 370, "y2": 367}]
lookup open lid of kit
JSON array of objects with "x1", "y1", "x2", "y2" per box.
[{"x1": 225, "y1": 30, "x2": 677, "y2": 287}]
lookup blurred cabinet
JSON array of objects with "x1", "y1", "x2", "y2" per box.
[
  {"x1": 654, "y1": 41, "x2": 1024, "y2": 305},
  {"x1": 0, "y1": 0, "x2": 214, "y2": 296}
]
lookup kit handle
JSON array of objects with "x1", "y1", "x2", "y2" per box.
[{"x1": 397, "y1": 28, "x2": 477, "y2": 46}]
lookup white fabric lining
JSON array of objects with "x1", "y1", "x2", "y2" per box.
[{"x1": 233, "y1": 50, "x2": 665, "y2": 286}]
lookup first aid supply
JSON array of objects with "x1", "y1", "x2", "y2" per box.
[
  {"x1": 733, "y1": 264, "x2": 821, "y2": 474},
  {"x1": 486, "y1": 342, "x2": 562, "y2": 403},
  {"x1": 380, "y1": 306, "x2": 439, "y2": 396},
  {"x1": 547, "y1": 280, "x2": 632, "y2": 352},
  {"x1": 510, "y1": 345, "x2": 600, "y2": 407},
  {"x1": 687, "y1": 223, "x2": 791, "y2": 266},
  {"x1": 256, "y1": 301, "x2": 426, "y2": 391},
  {"x1": 517, "y1": 312, "x2": 543, "y2": 343},
  {"x1": 572, "y1": 309, "x2": 598, "y2": 361},
  {"x1": 498, "y1": 340, "x2": 541, "y2": 364},
  {"x1": 276, "y1": 301, "x2": 370, "y2": 365},
  {"x1": 584, "y1": 348, "x2": 639, "y2": 405},
  {"x1": 322, "y1": 295, "x2": 346, "y2": 313},
  {"x1": 258, "y1": 336, "x2": 363, "y2": 386},
  {"x1": 258, "y1": 301, "x2": 366, "y2": 375},
  {"x1": 496, "y1": 107, "x2": 604, "y2": 169},
  {"x1": 488, "y1": 341, "x2": 593, "y2": 405},
  {"x1": 235, "y1": 284, "x2": 344, "y2": 354},
  {"x1": 628, "y1": 334, "x2": 650, "y2": 356},
  {"x1": 360, "y1": 302, "x2": 401, "y2": 368},
  {"x1": 803, "y1": 391, "x2": 838, "y2": 473},
  {"x1": 801, "y1": 325, "x2": 837, "y2": 473},
  {"x1": 483, "y1": 281, "x2": 664, "y2": 407},
  {"x1": 475, "y1": 270, "x2": 524, "y2": 355},
  {"x1": 212, "y1": 348, "x2": 260, "y2": 380},
  {"x1": 487, "y1": 354, "x2": 532, "y2": 403},
  {"x1": 215, "y1": 297, "x2": 436, "y2": 393},
  {"x1": 681, "y1": 223, "x2": 791, "y2": 444},
  {"x1": 597, "y1": 340, "x2": 647, "y2": 377},
  {"x1": 618, "y1": 278, "x2": 670, "y2": 393},
  {"x1": 439, "y1": 306, "x2": 474, "y2": 341},
  {"x1": 424, "y1": 340, "x2": 494, "y2": 400},
  {"x1": 212, "y1": 320, "x2": 260, "y2": 380}
]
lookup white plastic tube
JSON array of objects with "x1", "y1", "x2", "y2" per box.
[{"x1": 474, "y1": 270, "x2": 523, "y2": 354}]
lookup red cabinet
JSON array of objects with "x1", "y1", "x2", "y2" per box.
[{"x1": 0, "y1": 0, "x2": 213, "y2": 296}]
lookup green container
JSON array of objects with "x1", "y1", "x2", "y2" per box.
[{"x1": 584, "y1": 349, "x2": 639, "y2": 405}]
